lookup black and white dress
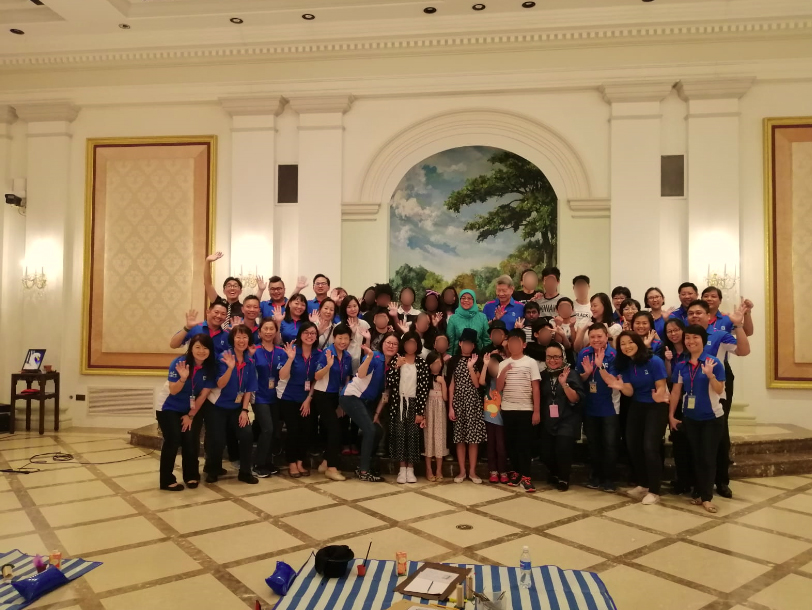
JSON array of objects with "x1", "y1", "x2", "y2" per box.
[
  {"x1": 449, "y1": 355, "x2": 487, "y2": 444},
  {"x1": 386, "y1": 357, "x2": 431, "y2": 464}
]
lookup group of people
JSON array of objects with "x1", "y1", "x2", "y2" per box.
[{"x1": 156, "y1": 253, "x2": 754, "y2": 514}]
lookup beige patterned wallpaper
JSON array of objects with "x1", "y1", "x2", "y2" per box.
[
  {"x1": 101, "y1": 158, "x2": 195, "y2": 354},
  {"x1": 792, "y1": 142, "x2": 812, "y2": 364}
]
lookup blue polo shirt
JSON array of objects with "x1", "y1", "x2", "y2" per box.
[
  {"x1": 214, "y1": 353, "x2": 258, "y2": 409},
  {"x1": 254, "y1": 345, "x2": 284, "y2": 404},
  {"x1": 616, "y1": 355, "x2": 667, "y2": 403},
  {"x1": 342, "y1": 352, "x2": 387, "y2": 401},
  {"x1": 482, "y1": 298, "x2": 524, "y2": 328},
  {"x1": 576, "y1": 346, "x2": 619, "y2": 417},
  {"x1": 279, "y1": 319, "x2": 303, "y2": 344},
  {"x1": 613, "y1": 310, "x2": 622, "y2": 324},
  {"x1": 669, "y1": 306, "x2": 690, "y2": 326},
  {"x1": 313, "y1": 345, "x2": 353, "y2": 394},
  {"x1": 162, "y1": 356, "x2": 217, "y2": 413},
  {"x1": 244, "y1": 324, "x2": 260, "y2": 345},
  {"x1": 260, "y1": 299, "x2": 287, "y2": 319},
  {"x1": 704, "y1": 328, "x2": 737, "y2": 360},
  {"x1": 672, "y1": 356, "x2": 726, "y2": 421},
  {"x1": 650, "y1": 338, "x2": 664, "y2": 358},
  {"x1": 709, "y1": 313, "x2": 734, "y2": 332},
  {"x1": 652, "y1": 315, "x2": 666, "y2": 340},
  {"x1": 184, "y1": 322, "x2": 229, "y2": 356},
  {"x1": 307, "y1": 297, "x2": 327, "y2": 315},
  {"x1": 276, "y1": 346, "x2": 319, "y2": 402}
]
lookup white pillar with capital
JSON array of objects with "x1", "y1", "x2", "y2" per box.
[
  {"x1": 602, "y1": 82, "x2": 673, "y2": 300},
  {"x1": 288, "y1": 95, "x2": 353, "y2": 286},
  {"x1": 14, "y1": 101, "x2": 79, "y2": 428}
]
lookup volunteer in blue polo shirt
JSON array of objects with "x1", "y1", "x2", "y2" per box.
[
  {"x1": 669, "y1": 282, "x2": 699, "y2": 325},
  {"x1": 339, "y1": 332, "x2": 400, "y2": 482},
  {"x1": 662, "y1": 317, "x2": 693, "y2": 495},
  {"x1": 611, "y1": 286, "x2": 631, "y2": 324},
  {"x1": 240, "y1": 295, "x2": 262, "y2": 343},
  {"x1": 644, "y1": 287, "x2": 668, "y2": 339},
  {"x1": 668, "y1": 324, "x2": 727, "y2": 514},
  {"x1": 307, "y1": 274, "x2": 331, "y2": 315},
  {"x1": 483, "y1": 275, "x2": 524, "y2": 327},
  {"x1": 276, "y1": 321, "x2": 320, "y2": 478},
  {"x1": 601, "y1": 331, "x2": 670, "y2": 506},
  {"x1": 252, "y1": 317, "x2": 284, "y2": 478},
  {"x1": 170, "y1": 303, "x2": 230, "y2": 356},
  {"x1": 309, "y1": 324, "x2": 354, "y2": 481},
  {"x1": 158, "y1": 333, "x2": 218, "y2": 491},
  {"x1": 577, "y1": 323, "x2": 620, "y2": 492},
  {"x1": 280, "y1": 293, "x2": 308, "y2": 344},
  {"x1": 206, "y1": 324, "x2": 259, "y2": 486},
  {"x1": 632, "y1": 311, "x2": 664, "y2": 358},
  {"x1": 259, "y1": 274, "x2": 307, "y2": 319}
]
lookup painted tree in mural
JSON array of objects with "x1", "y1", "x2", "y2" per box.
[{"x1": 445, "y1": 150, "x2": 558, "y2": 278}]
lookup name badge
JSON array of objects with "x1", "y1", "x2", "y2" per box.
[
  {"x1": 589, "y1": 382, "x2": 597, "y2": 394},
  {"x1": 189, "y1": 396, "x2": 195, "y2": 410},
  {"x1": 268, "y1": 379, "x2": 275, "y2": 390},
  {"x1": 235, "y1": 392, "x2": 244, "y2": 403},
  {"x1": 304, "y1": 381, "x2": 311, "y2": 392},
  {"x1": 549, "y1": 404, "x2": 559, "y2": 418},
  {"x1": 686, "y1": 395, "x2": 696, "y2": 410}
]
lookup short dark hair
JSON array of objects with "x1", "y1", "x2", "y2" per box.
[
  {"x1": 572, "y1": 275, "x2": 590, "y2": 286},
  {"x1": 372, "y1": 306, "x2": 390, "y2": 319},
  {"x1": 644, "y1": 287, "x2": 664, "y2": 308},
  {"x1": 631, "y1": 310, "x2": 655, "y2": 331},
  {"x1": 531, "y1": 318, "x2": 553, "y2": 334},
  {"x1": 687, "y1": 299, "x2": 710, "y2": 313},
  {"x1": 507, "y1": 329, "x2": 527, "y2": 341},
  {"x1": 541, "y1": 266, "x2": 561, "y2": 281},
  {"x1": 318, "y1": 297, "x2": 336, "y2": 312},
  {"x1": 313, "y1": 274, "x2": 330, "y2": 286},
  {"x1": 333, "y1": 323, "x2": 351, "y2": 339},
  {"x1": 612, "y1": 286, "x2": 631, "y2": 299},
  {"x1": 587, "y1": 322, "x2": 608, "y2": 335},
  {"x1": 556, "y1": 296, "x2": 574, "y2": 310},
  {"x1": 399, "y1": 331, "x2": 423, "y2": 355},
  {"x1": 228, "y1": 324, "x2": 254, "y2": 348},
  {"x1": 620, "y1": 298, "x2": 641, "y2": 313},
  {"x1": 209, "y1": 301, "x2": 228, "y2": 312},
  {"x1": 678, "y1": 282, "x2": 699, "y2": 294},
  {"x1": 425, "y1": 351, "x2": 442, "y2": 369},
  {"x1": 243, "y1": 294, "x2": 260, "y2": 305},
  {"x1": 683, "y1": 323, "x2": 709, "y2": 345},
  {"x1": 521, "y1": 268, "x2": 538, "y2": 280},
  {"x1": 259, "y1": 317, "x2": 278, "y2": 332},
  {"x1": 374, "y1": 283, "x2": 395, "y2": 300},
  {"x1": 523, "y1": 301, "x2": 540, "y2": 313},
  {"x1": 702, "y1": 286, "x2": 723, "y2": 300},
  {"x1": 268, "y1": 275, "x2": 284, "y2": 285},
  {"x1": 223, "y1": 276, "x2": 243, "y2": 289},
  {"x1": 284, "y1": 293, "x2": 308, "y2": 322}
]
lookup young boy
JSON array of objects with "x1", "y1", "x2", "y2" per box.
[
  {"x1": 525, "y1": 319, "x2": 554, "y2": 368},
  {"x1": 497, "y1": 329, "x2": 541, "y2": 492},
  {"x1": 536, "y1": 266, "x2": 562, "y2": 317},
  {"x1": 369, "y1": 307, "x2": 394, "y2": 351},
  {"x1": 481, "y1": 320, "x2": 508, "y2": 357},
  {"x1": 520, "y1": 301, "x2": 541, "y2": 343},
  {"x1": 572, "y1": 275, "x2": 592, "y2": 326},
  {"x1": 513, "y1": 269, "x2": 541, "y2": 304}
]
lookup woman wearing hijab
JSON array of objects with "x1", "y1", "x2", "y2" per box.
[{"x1": 446, "y1": 289, "x2": 489, "y2": 355}]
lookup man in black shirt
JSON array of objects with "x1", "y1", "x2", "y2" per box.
[{"x1": 512, "y1": 269, "x2": 541, "y2": 304}]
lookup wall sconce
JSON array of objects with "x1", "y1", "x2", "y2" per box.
[
  {"x1": 234, "y1": 265, "x2": 259, "y2": 290},
  {"x1": 705, "y1": 264, "x2": 737, "y2": 291},
  {"x1": 22, "y1": 266, "x2": 47, "y2": 291}
]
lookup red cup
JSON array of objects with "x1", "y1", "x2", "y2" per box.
[{"x1": 357, "y1": 564, "x2": 367, "y2": 577}]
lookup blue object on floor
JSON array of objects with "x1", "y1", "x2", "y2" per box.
[
  {"x1": 266, "y1": 561, "x2": 297, "y2": 596},
  {"x1": 0, "y1": 550, "x2": 102, "y2": 610}
]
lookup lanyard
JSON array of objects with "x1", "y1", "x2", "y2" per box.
[
  {"x1": 589, "y1": 353, "x2": 600, "y2": 382},
  {"x1": 686, "y1": 361, "x2": 701, "y2": 395},
  {"x1": 262, "y1": 347, "x2": 275, "y2": 379},
  {"x1": 235, "y1": 360, "x2": 246, "y2": 392},
  {"x1": 191, "y1": 365, "x2": 202, "y2": 395}
]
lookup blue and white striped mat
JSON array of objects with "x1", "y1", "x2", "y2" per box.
[
  {"x1": 272, "y1": 555, "x2": 617, "y2": 610},
  {"x1": 0, "y1": 550, "x2": 102, "y2": 610}
]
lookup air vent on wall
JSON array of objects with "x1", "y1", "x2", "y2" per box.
[
  {"x1": 87, "y1": 387, "x2": 154, "y2": 417},
  {"x1": 661, "y1": 155, "x2": 685, "y2": 197},
  {"x1": 278, "y1": 164, "x2": 298, "y2": 204}
]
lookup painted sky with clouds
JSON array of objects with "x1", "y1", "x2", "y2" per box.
[{"x1": 389, "y1": 146, "x2": 523, "y2": 280}]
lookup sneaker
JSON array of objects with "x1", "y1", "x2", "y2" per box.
[
  {"x1": 350, "y1": 447, "x2": 359, "y2": 455},
  {"x1": 627, "y1": 486, "x2": 649, "y2": 500},
  {"x1": 556, "y1": 481, "x2": 570, "y2": 492},
  {"x1": 269, "y1": 464, "x2": 280, "y2": 476},
  {"x1": 600, "y1": 482, "x2": 617, "y2": 493},
  {"x1": 489, "y1": 472, "x2": 499, "y2": 484},
  {"x1": 507, "y1": 472, "x2": 521, "y2": 487},
  {"x1": 641, "y1": 492, "x2": 661, "y2": 505},
  {"x1": 397, "y1": 468, "x2": 407, "y2": 484},
  {"x1": 520, "y1": 477, "x2": 536, "y2": 493},
  {"x1": 252, "y1": 467, "x2": 272, "y2": 478},
  {"x1": 341, "y1": 447, "x2": 352, "y2": 456},
  {"x1": 238, "y1": 471, "x2": 259, "y2": 484},
  {"x1": 584, "y1": 477, "x2": 601, "y2": 490},
  {"x1": 358, "y1": 470, "x2": 384, "y2": 482},
  {"x1": 405, "y1": 468, "x2": 417, "y2": 484},
  {"x1": 499, "y1": 473, "x2": 509, "y2": 484},
  {"x1": 325, "y1": 470, "x2": 346, "y2": 481}
]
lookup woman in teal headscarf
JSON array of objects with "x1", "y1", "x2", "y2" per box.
[{"x1": 446, "y1": 289, "x2": 490, "y2": 355}]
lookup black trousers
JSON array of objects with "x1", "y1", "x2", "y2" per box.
[
  {"x1": 626, "y1": 401, "x2": 668, "y2": 495},
  {"x1": 583, "y1": 414, "x2": 618, "y2": 483},
  {"x1": 541, "y1": 431, "x2": 577, "y2": 484},
  {"x1": 503, "y1": 411, "x2": 534, "y2": 478},
  {"x1": 685, "y1": 416, "x2": 724, "y2": 502},
  {"x1": 716, "y1": 363, "x2": 735, "y2": 486},
  {"x1": 204, "y1": 406, "x2": 254, "y2": 475},
  {"x1": 156, "y1": 410, "x2": 199, "y2": 488},
  {"x1": 190, "y1": 399, "x2": 211, "y2": 472},
  {"x1": 252, "y1": 403, "x2": 274, "y2": 469},
  {"x1": 279, "y1": 399, "x2": 310, "y2": 464},
  {"x1": 670, "y1": 400, "x2": 695, "y2": 491},
  {"x1": 618, "y1": 394, "x2": 633, "y2": 482},
  {"x1": 312, "y1": 391, "x2": 341, "y2": 468}
]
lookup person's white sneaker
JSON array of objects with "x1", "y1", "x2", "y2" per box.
[
  {"x1": 627, "y1": 486, "x2": 649, "y2": 500},
  {"x1": 396, "y1": 467, "x2": 407, "y2": 484},
  {"x1": 405, "y1": 467, "x2": 417, "y2": 483},
  {"x1": 641, "y1": 492, "x2": 661, "y2": 505}
]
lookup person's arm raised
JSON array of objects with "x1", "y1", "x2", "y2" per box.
[{"x1": 204, "y1": 252, "x2": 223, "y2": 303}]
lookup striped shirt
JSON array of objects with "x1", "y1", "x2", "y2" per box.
[{"x1": 497, "y1": 355, "x2": 541, "y2": 411}]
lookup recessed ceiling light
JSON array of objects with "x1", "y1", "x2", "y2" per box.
[
  {"x1": 302, "y1": 13, "x2": 315, "y2": 20},
  {"x1": 229, "y1": 17, "x2": 244, "y2": 24},
  {"x1": 118, "y1": 23, "x2": 131, "y2": 30},
  {"x1": 423, "y1": 7, "x2": 437, "y2": 13},
  {"x1": 522, "y1": 1, "x2": 536, "y2": 7},
  {"x1": 9, "y1": 29, "x2": 24, "y2": 35},
  {"x1": 472, "y1": 4, "x2": 486, "y2": 10}
]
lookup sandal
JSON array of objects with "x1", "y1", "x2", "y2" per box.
[
  {"x1": 690, "y1": 498, "x2": 703, "y2": 506},
  {"x1": 427, "y1": 475, "x2": 436, "y2": 482},
  {"x1": 289, "y1": 470, "x2": 302, "y2": 478},
  {"x1": 300, "y1": 469, "x2": 311, "y2": 477},
  {"x1": 436, "y1": 474, "x2": 444, "y2": 482},
  {"x1": 454, "y1": 474, "x2": 466, "y2": 483},
  {"x1": 186, "y1": 481, "x2": 199, "y2": 489},
  {"x1": 702, "y1": 501, "x2": 718, "y2": 514}
]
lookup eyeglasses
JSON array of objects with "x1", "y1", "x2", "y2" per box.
[
  {"x1": 270, "y1": 286, "x2": 285, "y2": 291},
  {"x1": 546, "y1": 355, "x2": 564, "y2": 361},
  {"x1": 224, "y1": 283, "x2": 241, "y2": 289},
  {"x1": 301, "y1": 331, "x2": 317, "y2": 337},
  {"x1": 314, "y1": 282, "x2": 329, "y2": 287}
]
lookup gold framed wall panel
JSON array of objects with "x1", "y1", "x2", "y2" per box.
[
  {"x1": 81, "y1": 136, "x2": 217, "y2": 376},
  {"x1": 764, "y1": 118, "x2": 812, "y2": 388}
]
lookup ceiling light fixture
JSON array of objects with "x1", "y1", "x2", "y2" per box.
[
  {"x1": 302, "y1": 13, "x2": 315, "y2": 20},
  {"x1": 118, "y1": 23, "x2": 131, "y2": 30},
  {"x1": 642, "y1": 0, "x2": 654, "y2": 2},
  {"x1": 472, "y1": 4, "x2": 486, "y2": 11},
  {"x1": 522, "y1": 1, "x2": 536, "y2": 7},
  {"x1": 29, "y1": 0, "x2": 45, "y2": 5},
  {"x1": 229, "y1": 17, "x2": 244, "y2": 24},
  {"x1": 9, "y1": 29, "x2": 24, "y2": 35},
  {"x1": 423, "y1": 7, "x2": 437, "y2": 13}
]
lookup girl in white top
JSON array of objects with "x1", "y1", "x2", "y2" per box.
[{"x1": 340, "y1": 295, "x2": 371, "y2": 373}]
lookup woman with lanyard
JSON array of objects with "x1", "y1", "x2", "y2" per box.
[
  {"x1": 631, "y1": 311, "x2": 664, "y2": 358},
  {"x1": 600, "y1": 331, "x2": 670, "y2": 505},
  {"x1": 158, "y1": 334, "x2": 218, "y2": 491},
  {"x1": 309, "y1": 323, "x2": 353, "y2": 481},
  {"x1": 252, "y1": 317, "x2": 284, "y2": 478},
  {"x1": 644, "y1": 287, "x2": 670, "y2": 339},
  {"x1": 206, "y1": 324, "x2": 258, "y2": 485},
  {"x1": 668, "y1": 324, "x2": 727, "y2": 513},
  {"x1": 340, "y1": 333, "x2": 400, "y2": 482},
  {"x1": 573, "y1": 293, "x2": 622, "y2": 352},
  {"x1": 204, "y1": 252, "x2": 243, "y2": 328},
  {"x1": 312, "y1": 298, "x2": 337, "y2": 349},
  {"x1": 662, "y1": 317, "x2": 694, "y2": 496},
  {"x1": 276, "y1": 321, "x2": 320, "y2": 478},
  {"x1": 539, "y1": 343, "x2": 586, "y2": 492},
  {"x1": 278, "y1": 293, "x2": 308, "y2": 344},
  {"x1": 446, "y1": 289, "x2": 490, "y2": 355}
]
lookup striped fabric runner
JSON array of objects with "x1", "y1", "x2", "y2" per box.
[
  {"x1": 273, "y1": 555, "x2": 617, "y2": 610},
  {"x1": 0, "y1": 550, "x2": 102, "y2": 610}
]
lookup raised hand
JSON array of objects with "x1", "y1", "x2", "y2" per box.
[
  {"x1": 431, "y1": 312, "x2": 443, "y2": 327},
  {"x1": 581, "y1": 356, "x2": 594, "y2": 375},
  {"x1": 494, "y1": 305, "x2": 505, "y2": 320},
  {"x1": 605, "y1": 374, "x2": 624, "y2": 391},
  {"x1": 743, "y1": 298, "x2": 754, "y2": 312},
  {"x1": 296, "y1": 275, "x2": 308, "y2": 290},
  {"x1": 553, "y1": 316, "x2": 564, "y2": 327},
  {"x1": 206, "y1": 251, "x2": 223, "y2": 263},
  {"x1": 532, "y1": 292, "x2": 543, "y2": 301},
  {"x1": 348, "y1": 316, "x2": 358, "y2": 330},
  {"x1": 231, "y1": 316, "x2": 244, "y2": 327},
  {"x1": 387, "y1": 325, "x2": 395, "y2": 333},
  {"x1": 185, "y1": 309, "x2": 199, "y2": 329},
  {"x1": 468, "y1": 354, "x2": 479, "y2": 368},
  {"x1": 361, "y1": 328, "x2": 371, "y2": 342},
  {"x1": 652, "y1": 384, "x2": 670, "y2": 403},
  {"x1": 283, "y1": 341, "x2": 296, "y2": 359},
  {"x1": 701, "y1": 357, "x2": 716, "y2": 378},
  {"x1": 664, "y1": 306, "x2": 676, "y2": 317},
  {"x1": 594, "y1": 348, "x2": 605, "y2": 368},
  {"x1": 396, "y1": 355, "x2": 407, "y2": 368},
  {"x1": 729, "y1": 299, "x2": 746, "y2": 325},
  {"x1": 483, "y1": 352, "x2": 491, "y2": 366},
  {"x1": 325, "y1": 350, "x2": 335, "y2": 368},
  {"x1": 309, "y1": 311, "x2": 320, "y2": 325},
  {"x1": 361, "y1": 344, "x2": 373, "y2": 357},
  {"x1": 664, "y1": 347, "x2": 673, "y2": 361},
  {"x1": 221, "y1": 351, "x2": 236, "y2": 369},
  {"x1": 175, "y1": 361, "x2": 190, "y2": 380},
  {"x1": 388, "y1": 302, "x2": 399, "y2": 317},
  {"x1": 514, "y1": 317, "x2": 525, "y2": 329},
  {"x1": 397, "y1": 320, "x2": 410, "y2": 334},
  {"x1": 558, "y1": 365, "x2": 570, "y2": 385},
  {"x1": 643, "y1": 330, "x2": 656, "y2": 347},
  {"x1": 330, "y1": 288, "x2": 340, "y2": 301},
  {"x1": 248, "y1": 345, "x2": 257, "y2": 357},
  {"x1": 273, "y1": 305, "x2": 284, "y2": 323},
  {"x1": 256, "y1": 275, "x2": 266, "y2": 293},
  {"x1": 622, "y1": 320, "x2": 631, "y2": 331}
]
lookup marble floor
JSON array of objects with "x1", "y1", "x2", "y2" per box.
[{"x1": 1, "y1": 428, "x2": 812, "y2": 610}]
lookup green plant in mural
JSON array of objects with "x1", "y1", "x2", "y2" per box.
[{"x1": 445, "y1": 150, "x2": 558, "y2": 271}]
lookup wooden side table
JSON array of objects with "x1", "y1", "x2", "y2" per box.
[{"x1": 10, "y1": 371, "x2": 60, "y2": 435}]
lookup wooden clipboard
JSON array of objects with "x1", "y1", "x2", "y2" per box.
[{"x1": 393, "y1": 562, "x2": 471, "y2": 600}]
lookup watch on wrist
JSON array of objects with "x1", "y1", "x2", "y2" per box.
[{"x1": 241, "y1": 408, "x2": 249, "y2": 413}]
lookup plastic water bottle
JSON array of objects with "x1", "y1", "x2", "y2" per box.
[{"x1": 519, "y1": 545, "x2": 532, "y2": 588}]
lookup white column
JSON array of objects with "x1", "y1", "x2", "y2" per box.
[
  {"x1": 602, "y1": 82, "x2": 673, "y2": 300},
  {"x1": 677, "y1": 79, "x2": 753, "y2": 298},
  {"x1": 220, "y1": 97, "x2": 285, "y2": 285},
  {"x1": 288, "y1": 95, "x2": 353, "y2": 286},
  {"x1": 14, "y1": 101, "x2": 79, "y2": 427}
]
